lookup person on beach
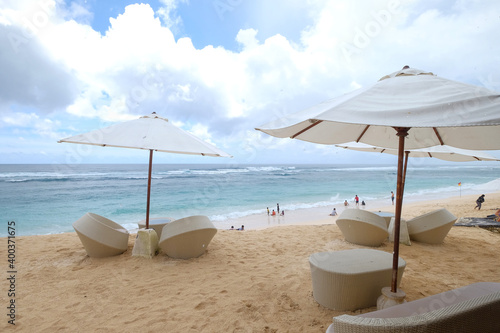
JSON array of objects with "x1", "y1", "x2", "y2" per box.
[
  {"x1": 361, "y1": 200, "x2": 366, "y2": 208},
  {"x1": 355, "y1": 195, "x2": 359, "y2": 207},
  {"x1": 280, "y1": 210, "x2": 285, "y2": 216},
  {"x1": 330, "y1": 208, "x2": 337, "y2": 216},
  {"x1": 272, "y1": 210, "x2": 276, "y2": 216},
  {"x1": 237, "y1": 225, "x2": 244, "y2": 231},
  {"x1": 277, "y1": 203, "x2": 280, "y2": 214},
  {"x1": 267, "y1": 207, "x2": 269, "y2": 216},
  {"x1": 391, "y1": 191, "x2": 395, "y2": 205},
  {"x1": 474, "y1": 194, "x2": 485, "y2": 210},
  {"x1": 344, "y1": 200, "x2": 349, "y2": 206}
]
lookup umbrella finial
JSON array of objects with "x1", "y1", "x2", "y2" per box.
[{"x1": 150, "y1": 112, "x2": 161, "y2": 119}]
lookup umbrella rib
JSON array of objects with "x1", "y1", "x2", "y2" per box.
[
  {"x1": 291, "y1": 120, "x2": 323, "y2": 139},
  {"x1": 432, "y1": 127, "x2": 445, "y2": 145},
  {"x1": 356, "y1": 125, "x2": 370, "y2": 142}
]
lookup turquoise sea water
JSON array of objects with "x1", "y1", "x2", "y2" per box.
[{"x1": 1, "y1": 163, "x2": 500, "y2": 237}]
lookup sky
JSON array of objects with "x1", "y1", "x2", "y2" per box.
[{"x1": 1, "y1": 0, "x2": 500, "y2": 166}]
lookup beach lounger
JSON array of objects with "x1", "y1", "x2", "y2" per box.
[
  {"x1": 327, "y1": 282, "x2": 500, "y2": 332},
  {"x1": 406, "y1": 208, "x2": 457, "y2": 244},
  {"x1": 73, "y1": 212, "x2": 130, "y2": 258},
  {"x1": 158, "y1": 215, "x2": 217, "y2": 259},
  {"x1": 455, "y1": 216, "x2": 500, "y2": 230},
  {"x1": 336, "y1": 209, "x2": 389, "y2": 246}
]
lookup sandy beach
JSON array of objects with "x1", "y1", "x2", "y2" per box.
[{"x1": 2, "y1": 192, "x2": 500, "y2": 332}]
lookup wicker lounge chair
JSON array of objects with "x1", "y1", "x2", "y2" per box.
[
  {"x1": 158, "y1": 215, "x2": 217, "y2": 259},
  {"x1": 73, "y1": 212, "x2": 129, "y2": 258},
  {"x1": 336, "y1": 209, "x2": 389, "y2": 246},
  {"x1": 327, "y1": 282, "x2": 500, "y2": 332},
  {"x1": 406, "y1": 208, "x2": 457, "y2": 244}
]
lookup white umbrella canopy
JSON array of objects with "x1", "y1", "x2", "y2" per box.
[
  {"x1": 59, "y1": 112, "x2": 232, "y2": 157},
  {"x1": 256, "y1": 67, "x2": 500, "y2": 295},
  {"x1": 59, "y1": 112, "x2": 231, "y2": 229},
  {"x1": 336, "y1": 142, "x2": 500, "y2": 162},
  {"x1": 258, "y1": 68, "x2": 500, "y2": 150}
]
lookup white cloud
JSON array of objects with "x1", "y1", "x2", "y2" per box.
[
  {"x1": 1, "y1": 112, "x2": 40, "y2": 127},
  {"x1": 0, "y1": 25, "x2": 79, "y2": 114},
  {"x1": 236, "y1": 28, "x2": 259, "y2": 50},
  {"x1": 156, "y1": 0, "x2": 187, "y2": 32},
  {"x1": 0, "y1": 110, "x2": 61, "y2": 140}
]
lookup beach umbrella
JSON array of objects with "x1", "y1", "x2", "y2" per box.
[
  {"x1": 59, "y1": 112, "x2": 231, "y2": 229},
  {"x1": 335, "y1": 142, "x2": 500, "y2": 162},
  {"x1": 335, "y1": 142, "x2": 500, "y2": 203},
  {"x1": 256, "y1": 67, "x2": 500, "y2": 295}
]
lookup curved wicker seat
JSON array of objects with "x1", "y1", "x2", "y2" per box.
[
  {"x1": 336, "y1": 209, "x2": 389, "y2": 246},
  {"x1": 73, "y1": 213, "x2": 129, "y2": 258},
  {"x1": 158, "y1": 215, "x2": 217, "y2": 259},
  {"x1": 327, "y1": 282, "x2": 500, "y2": 332},
  {"x1": 406, "y1": 208, "x2": 457, "y2": 244}
]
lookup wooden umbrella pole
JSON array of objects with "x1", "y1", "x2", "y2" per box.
[
  {"x1": 391, "y1": 128, "x2": 409, "y2": 292},
  {"x1": 146, "y1": 149, "x2": 153, "y2": 229}
]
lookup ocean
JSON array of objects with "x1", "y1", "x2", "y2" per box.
[{"x1": 1, "y1": 163, "x2": 500, "y2": 237}]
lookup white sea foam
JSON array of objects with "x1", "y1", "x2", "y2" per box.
[{"x1": 472, "y1": 178, "x2": 500, "y2": 192}]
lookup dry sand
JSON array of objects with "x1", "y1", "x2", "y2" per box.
[{"x1": 1, "y1": 192, "x2": 500, "y2": 332}]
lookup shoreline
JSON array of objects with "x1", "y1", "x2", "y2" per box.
[{"x1": 211, "y1": 191, "x2": 500, "y2": 231}]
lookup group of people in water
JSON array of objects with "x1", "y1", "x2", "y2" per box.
[
  {"x1": 342, "y1": 195, "x2": 366, "y2": 208},
  {"x1": 230, "y1": 203, "x2": 285, "y2": 231},
  {"x1": 267, "y1": 203, "x2": 285, "y2": 217},
  {"x1": 330, "y1": 194, "x2": 370, "y2": 216}
]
